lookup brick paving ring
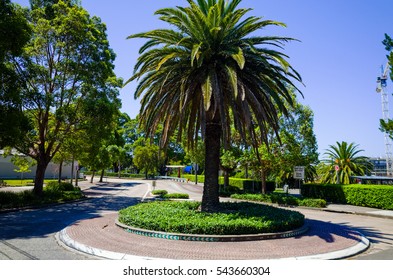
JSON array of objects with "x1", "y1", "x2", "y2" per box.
[{"x1": 115, "y1": 219, "x2": 309, "y2": 242}]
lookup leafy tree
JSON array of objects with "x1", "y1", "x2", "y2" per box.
[
  {"x1": 133, "y1": 143, "x2": 163, "y2": 179},
  {"x1": 127, "y1": 0, "x2": 302, "y2": 212},
  {"x1": 11, "y1": 154, "x2": 33, "y2": 183},
  {"x1": 321, "y1": 141, "x2": 373, "y2": 184},
  {"x1": 220, "y1": 148, "x2": 241, "y2": 187},
  {"x1": 0, "y1": 0, "x2": 31, "y2": 148},
  {"x1": 10, "y1": 1, "x2": 121, "y2": 195}
]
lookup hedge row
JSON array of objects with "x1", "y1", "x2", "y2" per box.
[
  {"x1": 83, "y1": 171, "x2": 144, "y2": 178},
  {"x1": 182, "y1": 175, "x2": 275, "y2": 193},
  {"x1": 231, "y1": 193, "x2": 327, "y2": 208},
  {"x1": 302, "y1": 184, "x2": 393, "y2": 210}
]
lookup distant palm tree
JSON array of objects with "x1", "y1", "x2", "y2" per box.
[
  {"x1": 127, "y1": 0, "x2": 302, "y2": 212},
  {"x1": 322, "y1": 141, "x2": 373, "y2": 184}
]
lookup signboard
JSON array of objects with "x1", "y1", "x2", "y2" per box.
[{"x1": 294, "y1": 166, "x2": 305, "y2": 180}]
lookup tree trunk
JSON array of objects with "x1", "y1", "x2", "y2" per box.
[
  {"x1": 201, "y1": 111, "x2": 221, "y2": 212},
  {"x1": 33, "y1": 160, "x2": 49, "y2": 196},
  {"x1": 58, "y1": 160, "x2": 63, "y2": 183},
  {"x1": 223, "y1": 170, "x2": 229, "y2": 188},
  {"x1": 90, "y1": 170, "x2": 95, "y2": 183},
  {"x1": 99, "y1": 169, "x2": 105, "y2": 183},
  {"x1": 261, "y1": 169, "x2": 267, "y2": 194}
]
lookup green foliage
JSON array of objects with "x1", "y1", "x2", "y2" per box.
[
  {"x1": 321, "y1": 141, "x2": 373, "y2": 184},
  {"x1": 162, "y1": 193, "x2": 190, "y2": 199},
  {"x1": 231, "y1": 193, "x2": 326, "y2": 208},
  {"x1": 128, "y1": 0, "x2": 302, "y2": 211},
  {"x1": 182, "y1": 175, "x2": 276, "y2": 193},
  {"x1": 151, "y1": 189, "x2": 189, "y2": 199},
  {"x1": 45, "y1": 181, "x2": 75, "y2": 192},
  {"x1": 302, "y1": 183, "x2": 393, "y2": 209},
  {"x1": 0, "y1": 186, "x2": 83, "y2": 210},
  {"x1": 133, "y1": 143, "x2": 163, "y2": 178},
  {"x1": 151, "y1": 189, "x2": 168, "y2": 196},
  {"x1": 118, "y1": 201, "x2": 304, "y2": 235},
  {"x1": 0, "y1": 0, "x2": 32, "y2": 148},
  {"x1": 10, "y1": 0, "x2": 121, "y2": 194}
]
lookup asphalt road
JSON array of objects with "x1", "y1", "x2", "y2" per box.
[
  {"x1": 1, "y1": 178, "x2": 393, "y2": 260},
  {"x1": 0, "y1": 179, "x2": 149, "y2": 260}
]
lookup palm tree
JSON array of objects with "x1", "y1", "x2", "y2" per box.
[
  {"x1": 322, "y1": 141, "x2": 373, "y2": 184},
  {"x1": 127, "y1": 0, "x2": 302, "y2": 212}
]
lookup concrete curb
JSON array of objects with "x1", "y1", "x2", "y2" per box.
[
  {"x1": 281, "y1": 232, "x2": 370, "y2": 260},
  {"x1": 115, "y1": 219, "x2": 309, "y2": 242}
]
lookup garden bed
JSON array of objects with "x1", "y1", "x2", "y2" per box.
[{"x1": 118, "y1": 201, "x2": 305, "y2": 236}]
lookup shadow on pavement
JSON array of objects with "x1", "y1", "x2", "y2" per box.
[
  {"x1": 296, "y1": 219, "x2": 364, "y2": 244},
  {"x1": 0, "y1": 183, "x2": 143, "y2": 240}
]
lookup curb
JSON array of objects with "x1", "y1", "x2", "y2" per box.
[
  {"x1": 115, "y1": 219, "x2": 309, "y2": 242},
  {"x1": 281, "y1": 232, "x2": 370, "y2": 260}
]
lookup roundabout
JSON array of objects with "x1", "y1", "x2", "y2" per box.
[{"x1": 59, "y1": 211, "x2": 369, "y2": 260}]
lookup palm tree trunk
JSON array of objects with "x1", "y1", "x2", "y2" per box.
[
  {"x1": 201, "y1": 111, "x2": 221, "y2": 212},
  {"x1": 261, "y1": 169, "x2": 267, "y2": 194}
]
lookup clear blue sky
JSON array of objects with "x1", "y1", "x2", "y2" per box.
[{"x1": 13, "y1": 0, "x2": 393, "y2": 158}]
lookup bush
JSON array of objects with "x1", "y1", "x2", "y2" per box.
[
  {"x1": 302, "y1": 183, "x2": 393, "y2": 209},
  {"x1": 151, "y1": 189, "x2": 168, "y2": 196},
  {"x1": 45, "y1": 181, "x2": 75, "y2": 192},
  {"x1": 231, "y1": 193, "x2": 326, "y2": 208},
  {"x1": 182, "y1": 175, "x2": 276, "y2": 193},
  {"x1": 118, "y1": 201, "x2": 304, "y2": 235},
  {"x1": 163, "y1": 193, "x2": 190, "y2": 199},
  {"x1": 0, "y1": 187, "x2": 84, "y2": 210}
]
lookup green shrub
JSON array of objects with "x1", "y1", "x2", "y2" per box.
[
  {"x1": 182, "y1": 175, "x2": 276, "y2": 193},
  {"x1": 298, "y1": 198, "x2": 327, "y2": 208},
  {"x1": 118, "y1": 201, "x2": 304, "y2": 235},
  {"x1": 163, "y1": 193, "x2": 190, "y2": 199},
  {"x1": 151, "y1": 189, "x2": 168, "y2": 196},
  {"x1": 45, "y1": 181, "x2": 75, "y2": 192},
  {"x1": 231, "y1": 193, "x2": 327, "y2": 208},
  {"x1": 302, "y1": 184, "x2": 393, "y2": 209},
  {"x1": 0, "y1": 187, "x2": 83, "y2": 210}
]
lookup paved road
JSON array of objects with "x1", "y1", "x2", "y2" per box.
[
  {"x1": 1, "y1": 178, "x2": 393, "y2": 260},
  {"x1": 0, "y1": 179, "x2": 149, "y2": 260}
]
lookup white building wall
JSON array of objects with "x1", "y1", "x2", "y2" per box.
[{"x1": 0, "y1": 155, "x2": 75, "y2": 179}]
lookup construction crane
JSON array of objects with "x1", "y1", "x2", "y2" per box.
[{"x1": 376, "y1": 62, "x2": 393, "y2": 176}]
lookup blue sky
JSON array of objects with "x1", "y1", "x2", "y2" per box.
[{"x1": 13, "y1": 0, "x2": 393, "y2": 158}]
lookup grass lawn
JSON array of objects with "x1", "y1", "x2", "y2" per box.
[{"x1": 2, "y1": 179, "x2": 58, "y2": 187}]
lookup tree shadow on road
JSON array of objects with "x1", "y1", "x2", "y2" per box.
[
  {"x1": 0, "y1": 182, "x2": 146, "y2": 239},
  {"x1": 296, "y1": 219, "x2": 365, "y2": 244}
]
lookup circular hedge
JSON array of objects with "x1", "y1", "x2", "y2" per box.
[{"x1": 118, "y1": 201, "x2": 305, "y2": 235}]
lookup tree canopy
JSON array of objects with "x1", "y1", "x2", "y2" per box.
[
  {"x1": 128, "y1": 0, "x2": 302, "y2": 211},
  {"x1": 10, "y1": 0, "x2": 122, "y2": 195},
  {"x1": 0, "y1": 0, "x2": 31, "y2": 148}
]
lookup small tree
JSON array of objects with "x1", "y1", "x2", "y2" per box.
[
  {"x1": 133, "y1": 143, "x2": 163, "y2": 179},
  {"x1": 11, "y1": 155, "x2": 33, "y2": 183},
  {"x1": 321, "y1": 141, "x2": 373, "y2": 184}
]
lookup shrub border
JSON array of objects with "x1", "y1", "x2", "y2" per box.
[{"x1": 115, "y1": 219, "x2": 309, "y2": 242}]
